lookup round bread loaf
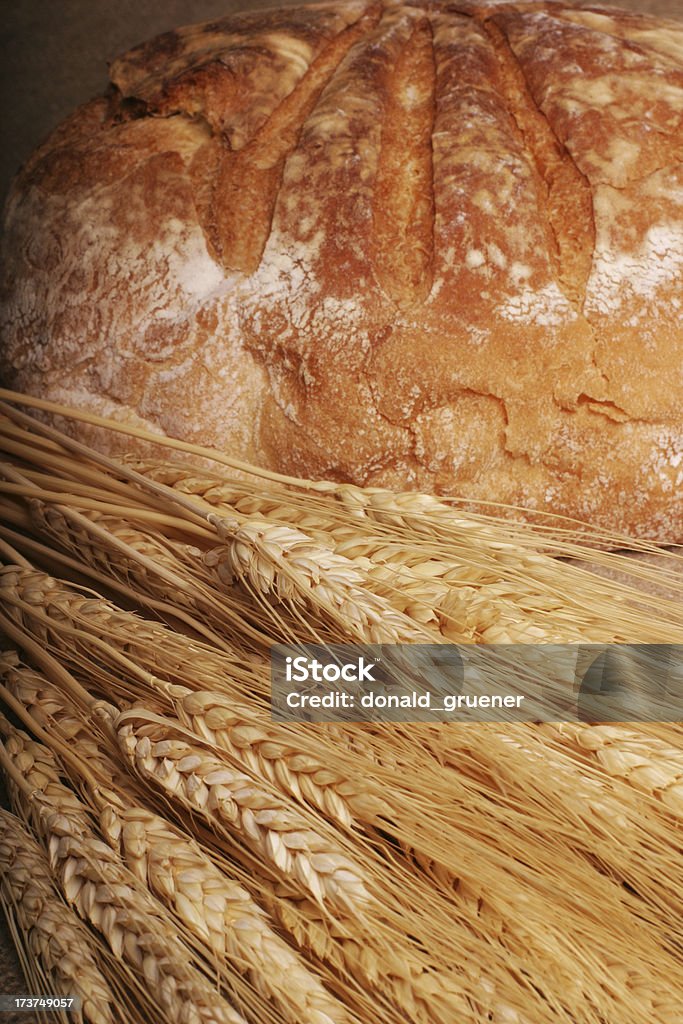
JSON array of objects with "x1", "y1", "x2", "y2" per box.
[{"x1": 1, "y1": 0, "x2": 683, "y2": 539}]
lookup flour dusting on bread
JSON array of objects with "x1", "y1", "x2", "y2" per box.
[{"x1": 2, "y1": 0, "x2": 682, "y2": 539}]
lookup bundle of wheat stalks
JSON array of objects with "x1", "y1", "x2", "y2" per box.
[{"x1": 0, "y1": 390, "x2": 682, "y2": 1024}]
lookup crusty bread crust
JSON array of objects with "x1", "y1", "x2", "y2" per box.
[{"x1": 2, "y1": 0, "x2": 683, "y2": 539}]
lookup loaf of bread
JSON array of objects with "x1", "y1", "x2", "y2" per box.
[{"x1": 1, "y1": 0, "x2": 683, "y2": 539}]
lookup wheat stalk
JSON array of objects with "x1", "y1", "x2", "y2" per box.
[
  {"x1": 6, "y1": 561, "x2": 683, "y2": 1015},
  {"x1": 6, "y1": 555, "x2": 683, "y2": 962},
  {"x1": 0, "y1": 565, "x2": 388, "y2": 826},
  {"x1": 0, "y1": 656, "x2": 357, "y2": 1024},
  {"x1": 117, "y1": 710, "x2": 371, "y2": 911},
  {"x1": 0, "y1": 562, "x2": 255, "y2": 698},
  {"x1": 2, "y1": 658, "x2": 480, "y2": 1022},
  {"x1": 4, "y1": 407, "x2": 683, "y2": 646},
  {"x1": 97, "y1": 463, "x2": 462, "y2": 636},
  {"x1": 125, "y1": 458, "x2": 683, "y2": 644},
  {"x1": 173, "y1": 690, "x2": 386, "y2": 825},
  {"x1": 262, "y1": 885, "x2": 526, "y2": 1024},
  {"x1": 4, "y1": 446, "x2": 436, "y2": 647},
  {"x1": 3, "y1": 392, "x2": 683, "y2": 1024},
  {"x1": 26, "y1": 501, "x2": 204, "y2": 610},
  {"x1": 324, "y1": 717, "x2": 683, "y2": 1019},
  {"x1": 123, "y1": 463, "x2": 462, "y2": 633},
  {"x1": 0, "y1": 721, "x2": 249, "y2": 1024},
  {"x1": 101, "y1": 805, "x2": 355, "y2": 1024},
  {"x1": 0, "y1": 808, "x2": 116, "y2": 1024},
  {"x1": 114, "y1": 716, "x2": 591, "y2": 1023},
  {"x1": 1, "y1": 638, "x2": 599, "y2": 1021},
  {"x1": 126, "y1": 462, "x2": 338, "y2": 544},
  {"x1": 324, "y1": 484, "x2": 683, "y2": 638},
  {"x1": 423, "y1": 721, "x2": 683, "y2": 932},
  {"x1": 540, "y1": 722, "x2": 683, "y2": 816},
  {"x1": 119, "y1": 462, "x2": 596, "y2": 639},
  {"x1": 204, "y1": 515, "x2": 433, "y2": 644},
  {"x1": 19, "y1": 499, "x2": 273, "y2": 653}
]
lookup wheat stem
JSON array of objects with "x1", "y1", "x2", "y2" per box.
[
  {"x1": 116, "y1": 709, "x2": 371, "y2": 911},
  {"x1": 0, "y1": 722, "x2": 249, "y2": 1024},
  {"x1": 0, "y1": 808, "x2": 117, "y2": 1024}
]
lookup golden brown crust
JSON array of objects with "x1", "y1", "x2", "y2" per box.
[{"x1": 2, "y1": 0, "x2": 683, "y2": 540}]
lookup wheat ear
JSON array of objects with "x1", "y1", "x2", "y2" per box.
[
  {"x1": 174, "y1": 690, "x2": 387, "y2": 825},
  {"x1": 9, "y1": 418, "x2": 683, "y2": 645},
  {"x1": 2, "y1": 660, "x2": 478, "y2": 1024},
  {"x1": 0, "y1": 721, "x2": 249, "y2": 1024},
  {"x1": 0, "y1": 656, "x2": 360, "y2": 1024},
  {"x1": 19, "y1": 469, "x2": 430, "y2": 648},
  {"x1": 20, "y1": 500, "x2": 267, "y2": 653},
  {"x1": 117, "y1": 710, "x2": 371, "y2": 910},
  {"x1": 0, "y1": 566, "x2": 388, "y2": 826},
  {"x1": 126, "y1": 459, "x2": 683, "y2": 643},
  {"x1": 117, "y1": 717, "x2": 532, "y2": 1022},
  {"x1": 0, "y1": 808, "x2": 116, "y2": 1024},
  {"x1": 126, "y1": 462, "x2": 339, "y2": 544},
  {"x1": 204, "y1": 515, "x2": 433, "y2": 644},
  {"x1": 541, "y1": 722, "x2": 683, "y2": 816},
  {"x1": 0, "y1": 651, "x2": 539, "y2": 1022},
  {"x1": 101, "y1": 805, "x2": 356, "y2": 1024},
  {"x1": 434, "y1": 722, "x2": 683, "y2": 930}
]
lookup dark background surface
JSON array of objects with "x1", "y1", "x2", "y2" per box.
[
  {"x1": 1, "y1": 0, "x2": 682, "y2": 1014},
  {"x1": 0, "y1": 0, "x2": 304, "y2": 211}
]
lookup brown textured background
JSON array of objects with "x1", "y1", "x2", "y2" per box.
[{"x1": 0, "y1": 0, "x2": 681, "y2": 1015}]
